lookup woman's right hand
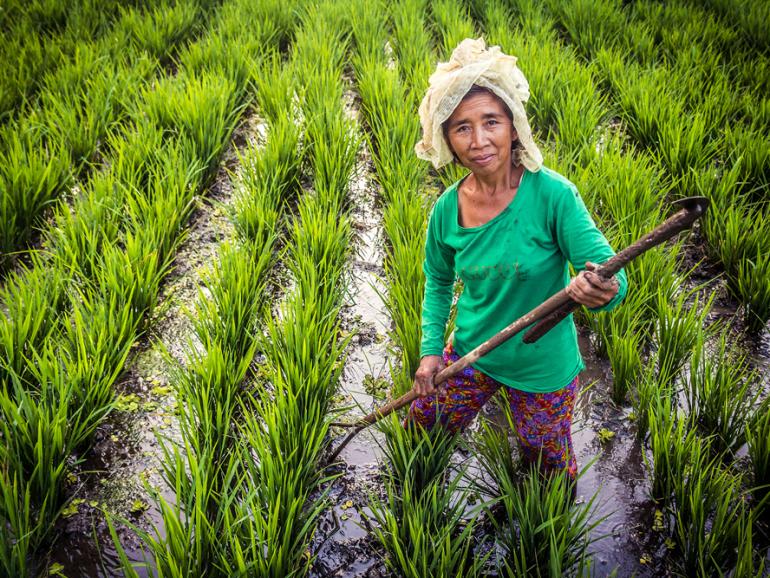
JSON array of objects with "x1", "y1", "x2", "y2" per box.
[{"x1": 413, "y1": 355, "x2": 446, "y2": 397}]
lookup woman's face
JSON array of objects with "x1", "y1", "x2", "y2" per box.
[{"x1": 444, "y1": 92, "x2": 517, "y2": 176}]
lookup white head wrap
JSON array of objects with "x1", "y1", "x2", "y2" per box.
[{"x1": 415, "y1": 38, "x2": 543, "y2": 172}]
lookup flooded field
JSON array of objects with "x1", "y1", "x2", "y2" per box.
[{"x1": 1, "y1": 0, "x2": 769, "y2": 576}]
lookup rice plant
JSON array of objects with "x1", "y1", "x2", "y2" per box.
[
  {"x1": 626, "y1": 245, "x2": 681, "y2": 326},
  {"x1": 726, "y1": 121, "x2": 770, "y2": 197},
  {"x1": 580, "y1": 136, "x2": 667, "y2": 244},
  {"x1": 593, "y1": 291, "x2": 649, "y2": 403},
  {"x1": 0, "y1": 468, "x2": 37, "y2": 577},
  {"x1": 671, "y1": 444, "x2": 747, "y2": 576},
  {"x1": 177, "y1": 29, "x2": 252, "y2": 91},
  {"x1": 380, "y1": 414, "x2": 458, "y2": 491},
  {"x1": 292, "y1": 4, "x2": 349, "y2": 121},
  {"x1": 121, "y1": 0, "x2": 201, "y2": 65},
  {"x1": 656, "y1": 109, "x2": 717, "y2": 181},
  {"x1": 121, "y1": 139, "x2": 203, "y2": 260},
  {"x1": 252, "y1": 52, "x2": 298, "y2": 127},
  {"x1": 695, "y1": 157, "x2": 751, "y2": 267},
  {"x1": 367, "y1": 416, "x2": 486, "y2": 578},
  {"x1": 0, "y1": 261, "x2": 67, "y2": 387},
  {"x1": 430, "y1": 0, "x2": 476, "y2": 59},
  {"x1": 550, "y1": 65, "x2": 606, "y2": 163},
  {"x1": 647, "y1": 404, "x2": 696, "y2": 504},
  {"x1": 494, "y1": 470, "x2": 600, "y2": 577},
  {"x1": 473, "y1": 400, "x2": 601, "y2": 577},
  {"x1": 390, "y1": 0, "x2": 434, "y2": 97},
  {"x1": 232, "y1": 399, "x2": 335, "y2": 576},
  {"x1": 684, "y1": 330, "x2": 763, "y2": 458},
  {"x1": 731, "y1": 519, "x2": 768, "y2": 577},
  {"x1": 367, "y1": 473, "x2": 488, "y2": 578},
  {"x1": 0, "y1": 126, "x2": 71, "y2": 268},
  {"x1": 41, "y1": 55, "x2": 154, "y2": 167},
  {"x1": 351, "y1": 45, "x2": 427, "y2": 192},
  {"x1": 106, "y1": 118, "x2": 166, "y2": 192},
  {"x1": 549, "y1": 0, "x2": 623, "y2": 60},
  {"x1": 191, "y1": 241, "x2": 274, "y2": 362},
  {"x1": 306, "y1": 109, "x2": 359, "y2": 206},
  {"x1": 595, "y1": 55, "x2": 673, "y2": 151},
  {"x1": 231, "y1": 120, "x2": 301, "y2": 243},
  {"x1": 59, "y1": 292, "x2": 137, "y2": 426},
  {"x1": 633, "y1": 354, "x2": 676, "y2": 441},
  {"x1": 747, "y1": 400, "x2": 770, "y2": 516},
  {"x1": 732, "y1": 247, "x2": 770, "y2": 333},
  {"x1": 0, "y1": 370, "x2": 73, "y2": 536},
  {"x1": 602, "y1": 318, "x2": 643, "y2": 405},
  {"x1": 48, "y1": 172, "x2": 126, "y2": 281},
  {"x1": 109, "y1": 437, "x2": 246, "y2": 578},
  {"x1": 654, "y1": 289, "x2": 715, "y2": 381},
  {"x1": 380, "y1": 197, "x2": 428, "y2": 388},
  {"x1": 287, "y1": 198, "x2": 353, "y2": 309},
  {"x1": 141, "y1": 72, "x2": 244, "y2": 181},
  {"x1": 471, "y1": 407, "x2": 521, "y2": 501},
  {"x1": 0, "y1": 29, "x2": 50, "y2": 117}
]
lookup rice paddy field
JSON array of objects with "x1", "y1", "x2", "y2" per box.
[{"x1": 1, "y1": 0, "x2": 769, "y2": 576}]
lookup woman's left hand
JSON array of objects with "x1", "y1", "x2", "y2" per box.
[{"x1": 566, "y1": 261, "x2": 619, "y2": 309}]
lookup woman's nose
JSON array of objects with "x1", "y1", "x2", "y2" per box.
[{"x1": 469, "y1": 126, "x2": 487, "y2": 148}]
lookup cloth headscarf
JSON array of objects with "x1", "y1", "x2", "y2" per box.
[{"x1": 415, "y1": 38, "x2": 543, "y2": 172}]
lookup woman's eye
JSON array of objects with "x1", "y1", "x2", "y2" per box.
[
  {"x1": 487, "y1": 119, "x2": 498, "y2": 126},
  {"x1": 456, "y1": 126, "x2": 470, "y2": 134}
]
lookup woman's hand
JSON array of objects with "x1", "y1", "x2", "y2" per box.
[
  {"x1": 566, "y1": 261, "x2": 619, "y2": 309},
  {"x1": 413, "y1": 355, "x2": 446, "y2": 397}
]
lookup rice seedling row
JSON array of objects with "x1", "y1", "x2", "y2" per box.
[
  {"x1": 469, "y1": 0, "x2": 770, "y2": 573},
  {"x1": 0, "y1": 0, "x2": 135, "y2": 120},
  {"x1": 541, "y1": 0, "x2": 770, "y2": 333},
  {"x1": 0, "y1": 0, "x2": 247, "y2": 382},
  {"x1": 349, "y1": 1, "x2": 516, "y2": 575},
  {"x1": 0, "y1": 0, "x2": 280, "y2": 572},
  {"x1": 677, "y1": 0, "x2": 770, "y2": 55},
  {"x1": 108, "y1": 2, "x2": 363, "y2": 575},
  {"x1": 6, "y1": 0, "x2": 769, "y2": 576},
  {"x1": 50, "y1": 8, "x2": 299, "y2": 575},
  {"x1": 0, "y1": 0, "x2": 227, "y2": 123},
  {"x1": 0, "y1": 0, "x2": 224, "y2": 274},
  {"x1": 108, "y1": 69, "x2": 295, "y2": 578}
]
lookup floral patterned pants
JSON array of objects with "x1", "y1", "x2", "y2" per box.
[{"x1": 406, "y1": 342, "x2": 579, "y2": 479}]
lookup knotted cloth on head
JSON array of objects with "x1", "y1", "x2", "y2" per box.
[{"x1": 414, "y1": 38, "x2": 543, "y2": 172}]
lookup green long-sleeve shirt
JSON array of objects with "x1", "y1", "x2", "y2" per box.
[{"x1": 420, "y1": 166, "x2": 628, "y2": 393}]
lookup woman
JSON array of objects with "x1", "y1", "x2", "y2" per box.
[{"x1": 409, "y1": 39, "x2": 628, "y2": 481}]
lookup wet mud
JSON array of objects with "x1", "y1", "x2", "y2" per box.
[
  {"x1": 311, "y1": 92, "x2": 390, "y2": 576},
  {"x1": 46, "y1": 114, "x2": 264, "y2": 577},
  {"x1": 310, "y1": 145, "x2": 770, "y2": 578},
  {"x1": 40, "y1": 84, "x2": 770, "y2": 578}
]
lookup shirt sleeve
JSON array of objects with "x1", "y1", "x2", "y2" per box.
[
  {"x1": 420, "y1": 202, "x2": 456, "y2": 356},
  {"x1": 552, "y1": 183, "x2": 628, "y2": 313}
]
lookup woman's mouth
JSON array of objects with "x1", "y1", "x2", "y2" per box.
[{"x1": 472, "y1": 154, "x2": 495, "y2": 166}]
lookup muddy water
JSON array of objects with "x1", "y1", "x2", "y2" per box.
[
  {"x1": 46, "y1": 116, "x2": 265, "y2": 577},
  {"x1": 317, "y1": 222, "x2": 770, "y2": 577},
  {"x1": 308, "y1": 85, "x2": 656, "y2": 576},
  {"x1": 316, "y1": 315, "x2": 662, "y2": 577},
  {"x1": 43, "y1": 94, "x2": 770, "y2": 578},
  {"x1": 310, "y1": 98, "x2": 390, "y2": 575}
]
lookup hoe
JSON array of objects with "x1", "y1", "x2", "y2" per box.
[{"x1": 325, "y1": 196, "x2": 710, "y2": 464}]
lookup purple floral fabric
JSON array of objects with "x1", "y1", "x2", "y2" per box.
[{"x1": 406, "y1": 342, "x2": 579, "y2": 478}]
